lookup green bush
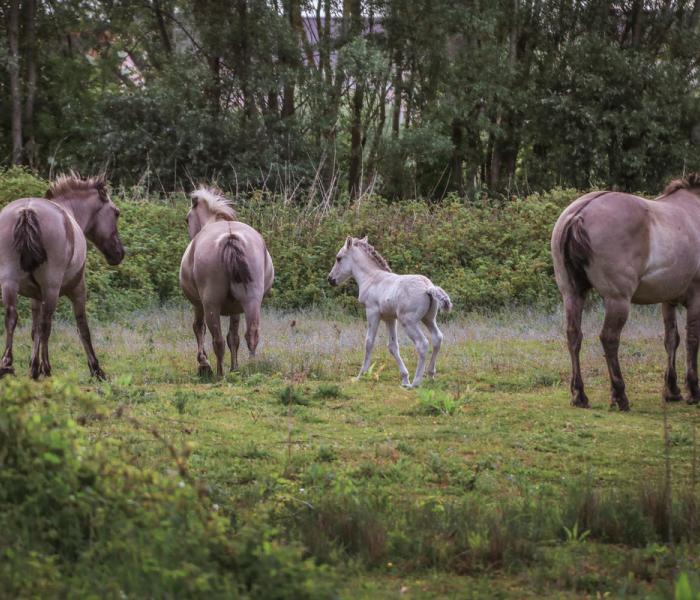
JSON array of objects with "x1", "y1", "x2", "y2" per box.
[
  {"x1": 0, "y1": 169, "x2": 578, "y2": 317},
  {"x1": 0, "y1": 378, "x2": 333, "y2": 598}
]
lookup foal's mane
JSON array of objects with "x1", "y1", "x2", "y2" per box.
[
  {"x1": 191, "y1": 185, "x2": 237, "y2": 221},
  {"x1": 662, "y1": 172, "x2": 700, "y2": 197},
  {"x1": 354, "y1": 238, "x2": 392, "y2": 272},
  {"x1": 45, "y1": 172, "x2": 108, "y2": 201}
]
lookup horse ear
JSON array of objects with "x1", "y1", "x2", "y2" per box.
[{"x1": 345, "y1": 236, "x2": 353, "y2": 248}]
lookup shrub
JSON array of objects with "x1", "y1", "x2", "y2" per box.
[{"x1": 0, "y1": 378, "x2": 333, "y2": 598}]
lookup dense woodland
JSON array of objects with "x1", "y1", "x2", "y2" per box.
[{"x1": 2, "y1": 1, "x2": 700, "y2": 199}]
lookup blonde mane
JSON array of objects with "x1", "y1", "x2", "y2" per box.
[
  {"x1": 191, "y1": 186, "x2": 237, "y2": 221},
  {"x1": 355, "y1": 238, "x2": 392, "y2": 272},
  {"x1": 45, "y1": 172, "x2": 108, "y2": 201},
  {"x1": 662, "y1": 172, "x2": 700, "y2": 197}
]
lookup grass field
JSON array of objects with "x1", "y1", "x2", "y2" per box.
[{"x1": 4, "y1": 302, "x2": 700, "y2": 598}]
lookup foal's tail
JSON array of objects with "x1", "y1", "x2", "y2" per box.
[
  {"x1": 220, "y1": 233, "x2": 252, "y2": 285},
  {"x1": 428, "y1": 286, "x2": 453, "y2": 313},
  {"x1": 13, "y1": 208, "x2": 47, "y2": 272}
]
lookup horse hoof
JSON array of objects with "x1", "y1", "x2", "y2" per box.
[
  {"x1": 571, "y1": 396, "x2": 590, "y2": 409},
  {"x1": 687, "y1": 396, "x2": 700, "y2": 406},
  {"x1": 0, "y1": 366, "x2": 15, "y2": 378},
  {"x1": 663, "y1": 391, "x2": 683, "y2": 403},
  {"x1": 198, "y1": 365, "x2": 213, "y2": 378},
  {"x1": 92, "y1": 368, "x2": 106, "y2": 381}
]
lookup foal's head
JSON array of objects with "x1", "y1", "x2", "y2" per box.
[
  {"x1": 186, "y1": 186, "x2": 236, "y2": 239},
  {"x1": 327, "y1": 236, "x2": 390, "y2": 286},
  {"x1": 46, "y1": 173, "x2": 125, "y2": 265}
]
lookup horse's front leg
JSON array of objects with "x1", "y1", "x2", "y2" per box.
[
  {"x1": 0, "y1": 283, "x2": 19, "y2": 377},
  {"x1": 600, "y1": 296, "x2": 630, "y2": 411},
  {"x1": 357, "y1": 310, "x2": 380, "y2": 380},
  {"x1": 67, "y1": 279, "x2": 105, "y2": 380}
]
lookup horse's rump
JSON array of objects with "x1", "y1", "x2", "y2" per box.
[
  {"x1": 427, "y1": 286, "x2": 452, "y2": 313},
  {"x1": 220, "y1": 234, "x2": 253, "y2": 285},
  {"x1": 558, "y1": 195, "x2": 603, "y2": 295},
  {"x1": 13, "y1": 208, "x2": 47, "y2": 272}
]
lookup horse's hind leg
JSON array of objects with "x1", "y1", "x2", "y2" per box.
[
  {"x1": 386, "y1": 318, "x2": 410, "y2": 387},
  {"x1": 68, "y1": 279, "x2": 106, "y2": 380},
  {"x1": 0, "y1": 283, "x2": 19, "y2": 377},
  {"x1": 403, "y1": 320, "x2": 429, "y2": 388},
  {"x1": 227, "y1": 314, "x2": 241, "y2": 371},
  {"x1": 600, "y1": 296, "x2": 630, "y2": 411},
  {"x1": 193, "y1": 304, "x2": 212, "y2": 377},
  {"x1": 662, "y1": 303, "x2": 682, "y2": 402},
  {"x1": 685, "y1": 295, "x2": 700, "y2": 404},
  {"x1": 243, "y1": 301, "x2": 261, "y2": 358},
  {"x1": 204, "y1": 304, "x2": 226, "y2": 377},
  {"x1": 564, "y1": 293, "x2": 588, "y2": 408},
  {"x1": 422, "y1": 315, "x2": 444, "y2": 379},
  {"x1": 31, "y1": 290, "x2": 58, "y2": 380}
]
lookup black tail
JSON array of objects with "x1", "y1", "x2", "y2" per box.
[
  {"x1": 221, "y1": 234, "x2": 252, "y2": 285},
  {"x1": 560, "y1": 213, "x2": 592, "y2": 295},
  {"x1": 13, "y1": 208, "x2": 47, "y2": 272}
]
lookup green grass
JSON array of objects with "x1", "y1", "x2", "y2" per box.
[{"x1": 3, "y1": 303, "x2": 700, "y2": 597}]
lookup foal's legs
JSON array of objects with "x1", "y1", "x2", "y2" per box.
[
  {"x1": 662, "y1": 302, "x2": 682, "y2": 402},
  {"x1": 30, "y1": 289, "x2": 58, "y2": 380},
  {"x1": 403, "y1": 320, "x2": 429, "y2": 388},
  {"x1": 242, "y1": 301, "x2": 261, "y2": 358},
  {"x1": 204, "y1": 304, "x2": 226, "y2": 377},
  {"x1": 227, "y1": 314, "x2": 241, "y2": 371},
  {"x1": 357, "y1": 309, "x2": 380, "y2": 379},
  {"x1": 193, "y1": 304, "x2": 212, "y2": 377},
  {"x1": 600, "y1": 296, "x2": 630, "y2": 411},
  {"x1": 422, "y1": 315, "x2": 444, "y2": 379},
  {"x1": 67, "y1": 279, "x2": 106, "y2": 380},
  {"x1": 0, "y1": 283, "x2": 19, "y2": 377},
  {"x1": 685, "y1": 295, "x2": 700, "y2": 404},
  {"x1": 386, "y1": 318, "x2": 410, "y2": 387},
  {"x1": 564, "y1": 292, "x2": 588, "y2": 408}
]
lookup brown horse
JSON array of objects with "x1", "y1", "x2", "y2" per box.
[
  {"x1": 551, "y1": 174, "x2": 700, "y2": 411},
  {"x1": 179, "y1": 186, "x2": 274, "y2": 377},
  {"x1": 0, "y1": 174, "x2": 124, "y2": 380}
]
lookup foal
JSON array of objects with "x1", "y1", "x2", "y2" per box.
[
  {"x1": 180, "y1": 186, "x2": 274, "y2": 377},
  {"x1": 328, "y1": 236, "x2": 452, "y2": 387}
]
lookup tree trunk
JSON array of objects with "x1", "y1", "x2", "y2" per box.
[
  {"x1": 7, "y1": 0, "x2": 23, "y2": 165},
  {"x1": 23, "y1": 0, "x2": 37, "y2": 167},
  {"x1": 391, "y1": 53, "x2": 402, "y2": 137},
  {"x1": 347, "y1": 0, "x2": 363, "y2": 198},
  {"x1": 281, "y1": 0, "x2": 302, "y2": 119},
  {"x1": 450, "y1": 119, "x2": 465, "y2": 196},
  {"x1": 153, "y1": 0, "x2": 173, "y2": 56}
]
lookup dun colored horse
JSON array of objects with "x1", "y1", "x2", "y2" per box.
[
  {"x1": 552, "y1": 174, "x2": 700, "y2": 411},
  {"x1": 327, "y1": 236, "x2": 452, "y2": 387},
  {"x1": 180, "y1": 186, "x2": 274, "y2": 377},
  {"x1": 0, "y1": 174, "x2": 125, "y2": 379}
]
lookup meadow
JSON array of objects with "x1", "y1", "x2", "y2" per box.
[{"x1": 3, "y1": 301, "x2": 700, "y2": 598}]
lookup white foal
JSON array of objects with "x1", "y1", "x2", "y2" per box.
[{"x1": 328, "y1": 236, "x2": 452, "y2": 388}]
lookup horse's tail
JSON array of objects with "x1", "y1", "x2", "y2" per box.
[
  {"x1": 559, "y1": 208, "x2": 594, "y2": 296},
  {"x1": 428, "y1": 286, "x2": 453, "y2": 313},
  {"x1": 13, "y1": 208, "x2": 47, "y2": 272},
  {"x1": 220, "y1": 233, "x2": 252, "y2": 285}
]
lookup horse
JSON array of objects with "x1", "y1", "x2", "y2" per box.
[
  {"x1": 179, "y1": 186, "x2": 274, "y2": 377},
  {"x1": 327, "y1": 236, "x2": 452, "y2": 388},
  {"x1": 551, "y1": 174, "x2": 700, "y2": 411},
  {"x1": 0, "y1": 173, "x2": 125, "y2": 380}
]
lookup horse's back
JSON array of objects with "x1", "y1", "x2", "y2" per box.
[
  {"x1": 554, "y1": 190, "x2": 700, "y2": 303},
  {"x1": 0, "y1": 198, "x2": 84, "y2": 296},
  {"x1": 184, "y1": 220, "x2": 272, "y2": 309}
]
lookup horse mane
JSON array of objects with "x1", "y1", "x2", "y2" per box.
[
  {"x1": 190, "y1": 185, "x2": 237, "y2": 221},
  {"x1": 354, "y1": 238, "x2": 392, "y2": 272},
  {"x1": 45, "y1": 172, "x2": 108, "y2": 201},
  {"x1": 662, "y1": 172, "x2": 700, "y2": 197}
]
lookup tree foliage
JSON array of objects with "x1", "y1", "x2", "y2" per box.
[{"x1": 1, "y1": 1, "x2": 699, "y2": 197}]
